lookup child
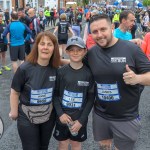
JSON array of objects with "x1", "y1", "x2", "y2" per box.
[{"x1": 53, "y1": 36, "x2": 94, "y2": 150}]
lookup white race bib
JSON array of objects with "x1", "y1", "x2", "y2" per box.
[
  {"x1": 30, "y1": 88, "x2": 53, "y2": 104},
  {"x1": 62, "y1": 90, "x2": 83, "y2": 108},
  {"x1": 97, "y1": 83, "x2": 120, "y2": 101}
]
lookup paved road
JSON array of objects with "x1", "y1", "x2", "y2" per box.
[{"x1": 0, "y1": 25, "x2": 150, "y2": 150}]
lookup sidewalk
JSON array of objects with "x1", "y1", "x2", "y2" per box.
[{"x1": 45, "y1": 25, "x2": 55, "y2": 31}]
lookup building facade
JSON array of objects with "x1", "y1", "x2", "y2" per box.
[{"x1": 0, "y1": 0, "x2": 12, "y2": 10}]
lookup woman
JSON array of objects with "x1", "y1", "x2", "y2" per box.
[
  {"x1": 38, "y1": 11, "x2": 46, "y2": 31},
  {"x1": 72, "y1": 18, "x2": 81, "y2": 37},
  {"x1": 53, "y1": 13, "x2": 74, "y2": 58},
  {"x1": 142, "y1": 11, "x2": 149, "y2": 33},
  {"x1": 9, "y1": 31, "x2": 60, "y2": 150},
  {"x1": 83, "y1": 10, "x2": 99, "y2": 49}
]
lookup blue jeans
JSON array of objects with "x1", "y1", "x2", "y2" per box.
[
  {"x1": 72, "y1": 25, "x2": 81, "y2": 37},
  {"x1": 17, "y1": 105, "x2": 56, "y2": 150}
]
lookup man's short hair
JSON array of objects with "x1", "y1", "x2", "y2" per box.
[
  {"x1": 11, "y1": 11, "x2": 18, "y2": 20},
  {"x1": 119, "y1": 10, "x2": 134, "y2": 23},
  {"x1": 18, "y1": 8, "x2": 24, "y2": 13},
  {"x1": 89, "y1": 14, "x2": 112, "y2": 25}
]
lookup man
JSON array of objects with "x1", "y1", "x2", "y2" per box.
[
  {"x1": 112, "y1": 9, "x2": 120, "y2": 29},
  {"x1": 4, "y1": 9, "x2": 10, "y2": 25},
  {"x1": 85, "y1": 14, "x2": 150, "y2": 150},
  {"x1": 0, "y1": 12, "x2": 11, "y2": 75},
  {"x1": 3, "y1": 11, "x2": 31, "y2": 73},
  {"x1": 28, "y1": 8, "x2": 40, "y2": 49},
  {"x1": 44, "y1": 7, "x2": 50, "y2": 26},
  {"x1": 18, "y1": 8, "x2": 31, "y2": 55},
  {"x1": 18, "y1": 8, "x2": 31, "y2": 27},
  {"x1": 113, "y1": 10, "x2": 142, "y2": 46}
]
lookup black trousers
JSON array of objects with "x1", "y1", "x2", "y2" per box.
[{"x1": 17, "y1": 106, "x2": 56, "y2": 150}]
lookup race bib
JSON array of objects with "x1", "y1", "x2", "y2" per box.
[
  {"x1": 30, "y1": 88, "x2": 53, "y2": 104},
  {"x1": 62, "y1": 90, "x2": 83, "y2": 108},
  {"x1": 97, "y1": 83, "x2": 120, "y2": 101}
]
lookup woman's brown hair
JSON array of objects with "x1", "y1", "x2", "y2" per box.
[{"x1": 26, "y1": 31, "x2": 60, "y2": 68}]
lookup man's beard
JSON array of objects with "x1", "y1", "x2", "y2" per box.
[{"x1": 96, "y1": 34, "x2": 113, "y2": 48}]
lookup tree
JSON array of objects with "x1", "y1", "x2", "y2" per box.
[
  {"x1": 82, "y1": 0, "x2": 90, "y2": 6},
  {"x1": 143, "y1": 0, "x2": 150, "y2": 6}
]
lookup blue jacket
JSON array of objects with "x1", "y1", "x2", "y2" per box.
[{"x1": 3, "y1": 21, "x2": 32, "y2": 46}]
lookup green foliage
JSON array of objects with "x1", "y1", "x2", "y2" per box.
[
  {"x1": 82, "y1": 0, "x2": 90, "y2": 6},
  {"x1": 143, "y1": 0, "x2": 150, "y2": 6}
]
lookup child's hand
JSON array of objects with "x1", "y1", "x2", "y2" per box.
[
  {"x1": 59, "y1": 113, "x2": 72, "y2": 124},
  {"x1": 71, "y1": 120, "x2": 82, "y2": 133}
]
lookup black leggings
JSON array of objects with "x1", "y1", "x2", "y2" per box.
[{"x1": 17, "y1": 107, "x2": 56, "y2": 150}]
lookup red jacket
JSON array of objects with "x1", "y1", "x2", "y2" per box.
[{"x1": 141, "y1": 32, "x2": 150, "y2": 60}]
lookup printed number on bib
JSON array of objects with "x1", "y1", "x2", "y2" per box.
[
  {"x1": 30, "y1": 88, "x2": 53, "y2": 104},
  {"x1": 62, "y1": 90, "x2": 83, "y2": 108},
  {"x1": 97, "y1": 83, "x2": 120, "y2": 101}
]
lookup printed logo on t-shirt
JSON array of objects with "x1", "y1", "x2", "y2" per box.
[
  {"x1": 30, "y1": 88, "x2": 53, "y2": 104},
  {"x1": 97, "y1": 83, "x2": 120, "y2": 101},
  {"x1": 49, "y1": 76, "x2": 56, "y2": 81},
  {"x1": 77, "y1": 81, "x2": 89, "y2": 86},
  {"x1": 111, "y1": 57, "x2": 126, "y2": 63},
  {"x1": 62, "y1": 90, "x2": 83, "y2": 108}
]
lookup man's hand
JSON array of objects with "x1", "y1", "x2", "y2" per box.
[
  {"x1": 59, "y1": 113, "x2": 72, "y2": 124},
  {"x1": 130, "y1": 38, "x2": 143, "y2": 47},
  {"x1": 123, "y1": 64, "x2": 141, "y2": 85}
]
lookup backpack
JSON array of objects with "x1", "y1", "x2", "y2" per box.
[
  {"x1": 77, "y1": 14, "x2": 82, "y2": 21},
  {"x1": 29, "y1": 18, "x2": 40, "y2": 31}
]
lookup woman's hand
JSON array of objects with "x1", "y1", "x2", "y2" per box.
[{"x1": 9, "y1": 111, "x2": 18, "y2": 120}]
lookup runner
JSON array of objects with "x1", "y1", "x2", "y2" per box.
[
  {"x1": 3, "y1": 11, "x2": 32, "y2": 73},
  {"x1": 85, "y1": 14, "x2": 150, "y2": 150},
  {"x1": 53, "y1": 13, "x2": 74, "y2": 58},
  {"x1": 53, "y1": 36, "x2": 94, "y2": 150},
  {"x1": 0, "y1": 12, "x2": 11, "y2": 75},
  {"x1": 9, "y1": 31, "x2": 60, "y2": 150}
]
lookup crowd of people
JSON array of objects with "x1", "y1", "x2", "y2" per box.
[{"x1": 0, "y1": 3, "x2": 150, "y2": 150}]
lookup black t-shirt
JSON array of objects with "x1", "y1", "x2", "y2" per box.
[
  {"x1": 83, "y1": 39, "x2": 150, "y2": 121},
  {"x1": 50, "y1": 11, "x2": 54, "y2": 17},
  {"x1": 19, "y1": 16, "x2": 31, "y2": 38},
  {"x1": 11, "y1": 62, "x2": 57, "y2": 106},
  {"x1": 19, "y1": 15, "x2": 31, "y2": 27},
  {"x1": 53, "y1": 64, "x2": 94, "y2": 125},
  {"x1": 56, "y1": 21, "x2": 71, "y2": 39}
]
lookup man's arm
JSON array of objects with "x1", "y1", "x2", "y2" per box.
[
  {"x1": 3, "y1": 24, "x2": 10, "y2": 36},
  {"x1": 130, "y1": 38, "x2": 143, "y2": 47}
]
